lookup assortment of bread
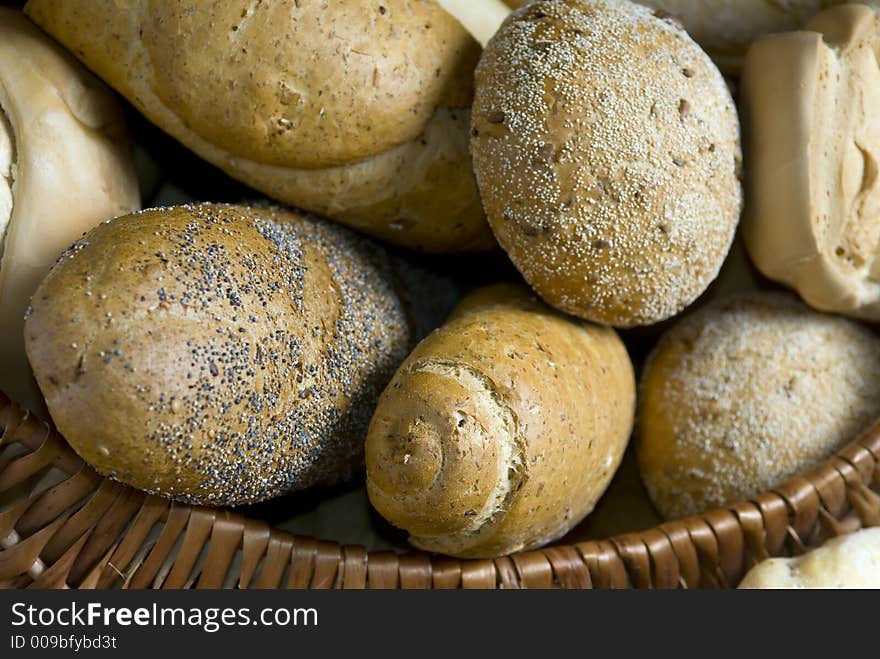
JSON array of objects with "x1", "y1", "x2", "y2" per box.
[{"x1": 1, "y1": 0, "x2": 878, "y2": 585}]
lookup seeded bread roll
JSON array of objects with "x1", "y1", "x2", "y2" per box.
[
  {"x1": 638, "y1": 292, "x2": 880, "y2": 520},
  {"x1": 741, "y1": 4, "x2": 880, "y2": 320},
  {"x1": 24, "y1": 203, "x2": 448, "y2": 506},
  {"x1": 739, "y1": 528, "x2": 880, "y2": 589},
  {"x1": 471, "y1": 0, "x2": 742, "y2": 327},
  {"x1": 365, "y1": 284, "x2": 636, "y2": 558},
  {"x1": 24, "y1": 0, "x2": 495, "y2": 253},
  {"x1": 0, "y1": 8, "x2": 139, "y2": 417}
]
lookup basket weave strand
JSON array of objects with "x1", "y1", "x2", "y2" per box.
[{"x1": 1, "y1": 392, "x2": 879, "y2": 589}]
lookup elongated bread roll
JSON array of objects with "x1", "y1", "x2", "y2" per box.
[
  {"x1": 24, "y1": 204, "x2": 453, "y2": 506},
  {"x1": 0, "y1": 8, "x2": 139, "y2": 415},
  {"x1": 741, "y1": 4, "x2": 880, "y2": 319},
  {"x1": 365, "y1": 284, "x2": 636, "y2": 558},
  {"x1": 739, "y1": 528, "x2": 880, "y2": 589},
  {"x1": 24, "y1": 0, "x2": 495, "y2": 253}
]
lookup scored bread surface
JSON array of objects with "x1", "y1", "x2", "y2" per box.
[
  {"x1": 24, "y1": 204, "x2": 415, "y2": 505},
  {"x1": 472, "y1": 0, "x2": 742, "y2": 327}
]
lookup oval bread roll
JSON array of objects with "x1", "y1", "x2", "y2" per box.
[
  {"x1": 739, "y1": 528, "x2": 880, "y2": 589},
  {"x1": 0, "y1": 8, "x2": 139, "y2": 416},
  {"x1": 638, "y1": 292, "x2": 880, "y2": 520},
  {"x1": 741, "y1": 4, "x2": 880, "y2": 320},
  {"x1": 365, "y1": 284, "x2": 636, "y2": 558},
  {"x1": 24, "y1": 0, "x2": 495, "y2": 253},
  {"x1": 472, "y1": 0, "x2": 742, "y2": 327},
  {"x1": 24, "y1": 203, "x2": 448, "y2": 506}
]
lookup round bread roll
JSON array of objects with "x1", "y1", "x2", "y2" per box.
[
  {"x1": 471, "y1": 0, "x2": 742, "y2": 327},
  {"x1": 741, "y1": 4, "x2": 880, "y2": 320},
  {"x1": 24, "y1": 203, "x2": 446, "y2": 506},
  {"x1": 365, "y1": 284, "x2": 636, "y2": 558},
  {"x1": 24, "y1": 0, "x2": 495, "y2": 253},
  {"x1": 739, "y1": 528, "x2": 880, "y2": 589},
  {"x1": 638, "y1": 292, "x2": 880, "y2": 520},
  {"x1": 0, "y1": 8, "x2": 139, "y2": 416}
]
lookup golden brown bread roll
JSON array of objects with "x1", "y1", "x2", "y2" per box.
[
  {"x1": 0, "y1": 8, "x2": 139, "y2": 416},
  {"x1": 741, "y1": 4, "x2": 880, "y2": 320},
  {"x1": 638, "y1": 292, "x2": 880, "y2": 520},
  {"x1": 365, "y1": 284, "x2": 636, "y2": 558},
  {"x1": 739, "y1": 528, "x2": 880, "y2": 589},
  {"x1": 24, "y1": 0, "x2": 495, "y2": 253},
  {"x1": 471, "y1": 0, "x2": 742, "y2": 327},
  {"x1": 24, "y1": 203, "x2": 449, "y2": 506}
]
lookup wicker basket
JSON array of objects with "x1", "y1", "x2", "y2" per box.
[{"x1": 1, "y1": 391, "x2": 878, "y2": 589}]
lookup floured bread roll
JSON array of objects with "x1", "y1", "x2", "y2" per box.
[
  {"x1": 739, "y1": 528, "x2": 880, "y2": 589},
  {"x1": 24, "y1": 0, "x2": 495, "y2": 253},
  {"x1": 472, "y1": 0, "x2": 742, "y2": 327},
  {"x1": 638, "y1": 292, "x2": 880, "y2": 520},
  {"x1": 741, "y1": 4, "x2": 880, "y2": 320},
  {"x1": 0, "y1": 9, "x2": 139, "y2": 415}
]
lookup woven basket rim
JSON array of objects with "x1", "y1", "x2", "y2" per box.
[{"x1": 1, "y1": 391, "x2": 878, "y2": 589}]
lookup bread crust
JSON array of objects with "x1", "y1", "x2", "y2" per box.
[
  {"x1": 0, "y1": 8, "x2": 139, "y2": 416},
  {"x1": 638, "y1": 292, "x2": 880, "y2": 520},
  {"x1": 472, "y1": 0, "x2": 742, "y2": 327},
  {"x1": 24, "y1": 0, "x2": 493, "y2": 253},
  {"x1": 741, "y1": 4, "x2": 880, "y2": 319},
  {"x1": 24, "y1": 204, "x2": 426, "y2": 506},
  {"x1": 365, "y1": 284, "x2": 636, "y2": 558}
]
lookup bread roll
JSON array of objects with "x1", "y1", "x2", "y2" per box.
[
  {"x1": 24, "y1": 0, "x2": 495, "y2": 253},
  {"x1": 24, "y1": 203, "x2": 450, "y2": 506},
  {"x1": 741, "y1": 4, "x2": 880, "y2": 320},
  {"x1": 635, "y1": 1, "x2": 829, "y2": 72},
  {"x1": 739, "y1": 528, "x2": 880, "y2": 589},
  {"x1": 0, "y1": 8, "x2": 139, "y2": 416},
  {"x1": 638, "y1": 292, "x2": 880, "y2": 520},
  {"x1": 365, "y1": 284, "x2": 636, "y2": 558},
  {"x1": 471, "y1": 0, "x2": 742, "y2": 327}
]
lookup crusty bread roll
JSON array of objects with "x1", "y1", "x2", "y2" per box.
[
  {"x1": 365, "y1": 284, "x2": 636, "y2": 558},
  {"x1": 0, "y1": 8, "x2": 139, "y2": 416},
  {"x1": 739, "y1": 528, "x2": 880, "y2": 589},
  {"x1": 24, "y1": 0, "x2": 495, "y2": 253},
  {"x1": 635, "y1": 1, "x2": 828, "y2": 72},
  {"x1": 638, "y1": 292, "x2": 880, "y2": 520},
  {"x1": 471, "y1": 0, "x2": 742, "y2": 327},
  {"x1": 741, "y1": 4, "x2": 880, "y2": 320},
  {"x1": 24, "y1": 203, "x2": 452, "y2": 506}
]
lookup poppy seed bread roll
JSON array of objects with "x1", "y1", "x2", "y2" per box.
[
  {"x1": 471, "y1": 0, "x2": 742, "y2": 327},
  {"x1": 365, "y1": 284, "x2": 636, "y2": 558},
  {"x1": 24, "y1": 203, "x2": 448, "y2": 506},
  {"x1": 638, "y1": 292, "x2": 880, "y2": 520},
  {"x1": 25, "y1": 0, "x2": 495, "y2": 253}
]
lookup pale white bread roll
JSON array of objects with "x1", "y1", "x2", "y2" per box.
[
  {"x1": 739, "y1": 528, "x2": 880, "y2": 588},
  {"x1": 0, "y1": 9, "x2": 139, "y2": 415},
  {"x1": 742, "y1": 4, "x2": 880, "y2": 320}
]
